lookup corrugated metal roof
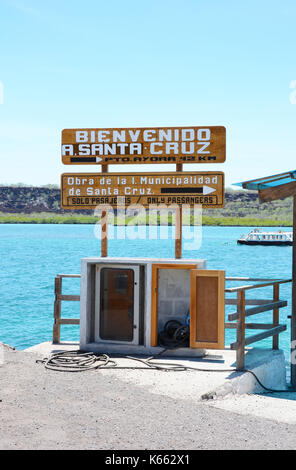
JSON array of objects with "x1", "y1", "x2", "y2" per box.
[{"x1": 234, "y1": 170, "x2": 296, "y2": 190}]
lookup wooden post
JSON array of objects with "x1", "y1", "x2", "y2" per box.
[
  {"x1": 291, "y1": 195, "x2": 296, "y2": 386},
  {"x1": 175, "y1": 206, "x2": 182, "y2": 259},
  {"x1": 175, "y1": 163, "x2": 183, "y2": 259},
  {"x1": 101, "y1": 164, "x2": 108, "y2": 257},
  {"x1": 53, "y1": 276, "x2": 62, "y2": 344},
  {"x1": 101, "y1": 210, "x2": 108, "y2": 257},
  {"x1": 272, "y1": 283, "x2": 279, "y2": 350},
  {"x1": 236, "y1": 290, "x2": 245, "y2": 371}
]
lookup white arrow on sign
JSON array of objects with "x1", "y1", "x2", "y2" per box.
[
  {"x1": 203, "y1": 185, "x2": 216, "y2": 195},
  {"x1": 96, "y1": 157, "x2": 103, "y2": 163}
]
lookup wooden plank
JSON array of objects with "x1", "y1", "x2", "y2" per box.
[
  {"x1": 61, "y1": 171, "x2": 225, "y2": 210},
  {"x1": 175, "y1": 163, "x2": 183, "y2": 259},
  {"x1": 57, "y1": 274, "x2": 81, "y2": 278},
  {"x1": 150, "y1": 264, "x2": 158, "y2": 347},
  {"x1": 236, "y1": 290, "x2": 245, "y2": 370},
  {"x1": 226, "y1": 323, "x2": 277, "y2": 330},
  {"x1": 225, "y1": 322, "x2": 237, "y2": 329},
  {"x1": 53, "y1": 276, "x2": 62, "y2": 344},
  {"x1": 225, "y1": 298, "x2": 272, "y2": 305},
  {"x1": 231, "y1": 324, "x2": 286, "y2": 349},
  {"x1": 101, "y1": 164, "x2": 108, "y2": 257},
  {"x1": 259, "y1": 181, "x2": 296, "y2": 202},
  {"x1": 225, "y1": 279, "x2": 291, "y2": 293},
  {"x1": 61, "y1": 126, "x2": 226, "y2": 165},
  {"x1": 228, "y1": 300, "x2": 287, "y2": 321},
  {"x1": 273, "y1": 284, "x2": 280, "y2": 350},
  {"x1": 227, "y1": 278, "x2": 274, "y2": 281},
  {"x1": 244, "y1": 323, "x2": 279, "y2": 330},
  {"x1": 175, "y1": 206, "x2": 182, "y2": 259},
  {"x1": 101, "y1": 210, "x2": 108, "y2": 257},
  {"x1": 190, "y1": 270, "x2": 225, "y2": 349},
  {"x1": 57, "y1": 295, "x2": 80, "y2": 301},
  {"x1": 59, "y1": 319, "x2": 80, "y2": 325},
  {"x1": 53, "y1": 275, "x2": 81, "y2": 343}
]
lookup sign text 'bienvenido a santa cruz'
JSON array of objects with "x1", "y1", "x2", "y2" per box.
[{"x1": 61, "y1": 126, "x2": 226, "y2": 165}]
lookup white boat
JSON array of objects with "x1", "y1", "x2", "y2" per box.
[{"x1": 237, "y1": 228, "x2": 293, "y2": 246}]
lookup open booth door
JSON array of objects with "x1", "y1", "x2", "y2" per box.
[{"x1": 190, "y1": 270, "x2": 225, "y2": 349}]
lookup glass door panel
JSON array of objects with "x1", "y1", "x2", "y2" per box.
[{"x1": 99, "y1": 268, "x2": 134, "y2": 341}]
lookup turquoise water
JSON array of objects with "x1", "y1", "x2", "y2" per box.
[{"x1": 0, "y1": 224, "x2": 293, "y2": 370}]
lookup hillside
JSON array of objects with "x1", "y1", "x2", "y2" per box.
[{"x1": 0, "y1": 185, "x2": 293, "y2": 224}]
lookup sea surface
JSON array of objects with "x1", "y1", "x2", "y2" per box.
[{"x1": 0, "y1": 224, "x2": 293, "y2": 372}]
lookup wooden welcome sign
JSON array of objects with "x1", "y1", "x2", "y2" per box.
[
  {"x1": 61, "y1": 126, "x2": 226, "y2": 165},
  {"x1": 61, "y1": 172, "x2": 225, "y2": 209},
  {"x1": 61, "y1": 125, "x2": 226, "y2": 258}
]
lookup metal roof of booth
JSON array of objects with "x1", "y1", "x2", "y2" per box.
[
  {"x1": 234, "y1": 170, "x2": 296, "y2": 203},
  {"x1": 235, "y1": 170, "x2": 296, "y2": 190}
]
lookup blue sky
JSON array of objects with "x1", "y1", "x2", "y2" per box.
[{"x1": 1, "y1": 0, "x2": 296, "y2": 187}]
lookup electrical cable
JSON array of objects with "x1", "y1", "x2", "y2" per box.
[
  {"x1": 37, "y1": 349, "x2": 296, "y2": 394},
  {"x1": 156, "y1": 318, "x2": 296, "y2": 393},
  {"x1": 158, "y1": 319, "x2": 189, "y2": 349},
  {"x1": 37, "y1": 350, "x2": 188, "y2": 372},
  {"x1": 240, "y1": 369, "x2": 296, "y2": 394}
]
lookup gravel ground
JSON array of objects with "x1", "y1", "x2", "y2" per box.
[{"x1": 1, "y1": 346, "x2": 296, "y2": 450}]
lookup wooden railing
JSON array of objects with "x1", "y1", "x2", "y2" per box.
[
  {"x1": 53, "y1": 274, "x2": 81, "y2": 344},
  {"x1": 225, "y1": 277, "x2": 291, "y2": 370},
  {"x1": 52, "y1": 274, "x2": 291, "y2": 364}
]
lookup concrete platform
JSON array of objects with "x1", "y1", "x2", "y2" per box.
[{"x1": 25, "y1": 342, "x2": 287, "y2": 400}]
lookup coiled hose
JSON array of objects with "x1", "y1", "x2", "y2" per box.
[{"x1": 37, "y1": 350, "x2": 188, "y2": 372}]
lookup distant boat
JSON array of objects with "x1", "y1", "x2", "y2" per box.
[{"x1": 237, "y1": 228, "x2": 293, "y2": 246}]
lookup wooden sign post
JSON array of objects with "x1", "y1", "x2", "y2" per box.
[
  {"x1": 101, "y1": 164, "x2": 108, "y2": 257},
  {"x1": 101, "y1": 208, "x2": 108, "y2": 257},
  {"x1": 61, "y1": 126, "x2": 226, "y2": 259},
  {"x1": 175, "y1": 206, "x2": 182, "y2": 259},
  {"x1": 175, "y1": 163, "x2": 183, "y2": 259},
  {"x1": 61, "y1": 170, "x2": 224, "y2": 259}
]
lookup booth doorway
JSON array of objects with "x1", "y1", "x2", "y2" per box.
[
  {"x1": 95, "y1": 265, "x2": 140, "y2": 344},
  {"x1": 151, "y1": 264, "x2": 225, "y2": 349}
]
